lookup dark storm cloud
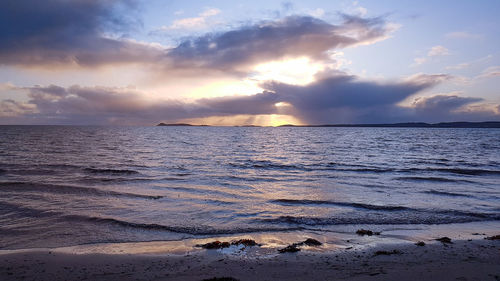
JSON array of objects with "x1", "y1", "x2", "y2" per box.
[
  {"x1": 412, "y1": 95, "x2": 482, "y2": 112},
  {"x1": 0, "y1": 85, "x2": 279, "y2": 124},
  {"x1": 0, "y1": 0, "x2": 161, "y2": 66},
  {"x1": 410, "y1": 95, "x2": 497, "y2": 122},
  {"x1": 0, "y1": 0, "x2": 392, "y2": 72},
  {"x1": 261, "y1": 74, "x2": 451, "y2": 124},
  {"x1": 0, "y1": 0, "x2": 393, "y2": 73},
  {"x1": 167, "y1": 15, "x2": 390, "y2": 72},
  {"x1": 5, "y1": 73, "x2": 497, "y2": 125},
  {"x1": 0, "y1": 86, "x2": 177, "y2": 124}
]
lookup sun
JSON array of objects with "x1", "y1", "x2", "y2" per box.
[
  {"x1": 252, "y1": 57, "x2": 325, "y2": 85},
  {"x1": 268, "y1": 114, "x2": 302, "y2": 127}
]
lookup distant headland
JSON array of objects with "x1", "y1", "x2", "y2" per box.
[
  {"x1": 157, "y1": 123, "x2": 209, "y2": 127},
  {"x1": 157, "y1": 121, "x2": 500, "y2": 128},
  {"x1": 278, "y1": 121, "x2": 500, "y2": 128}
]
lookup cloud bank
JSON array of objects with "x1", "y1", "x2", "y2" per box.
[
  {"x1": 167, "y1": 14, "x2": 392, "y2": 73},
  {"x1": 2, "y1": 73, "x2": 498, "y2": 125},
  {"x1": 0, "y1": 0, "x2": 392, "y2": 74}
]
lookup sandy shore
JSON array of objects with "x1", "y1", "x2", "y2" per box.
[{"x1": 1, "y1": 222, "x2": 499, "y2": 281}]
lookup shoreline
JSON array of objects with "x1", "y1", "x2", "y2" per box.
[{"x1": 1, "y1": 222, "x2": 499, "y2": 280}]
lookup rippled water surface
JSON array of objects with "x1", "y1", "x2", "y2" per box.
[{"x1": 0, "y1": 126, "x2": 499, "y2": 249}]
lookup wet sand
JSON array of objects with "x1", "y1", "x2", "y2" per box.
[{"x1": 1, "y1": 223, "x2": 499, "y2": 281}]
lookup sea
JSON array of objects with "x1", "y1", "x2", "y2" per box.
[{"x1": 0, "y1": 126, "x2": 499, "y2": 250}]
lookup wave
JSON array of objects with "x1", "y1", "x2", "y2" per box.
[
  {"x1": 270, "y1": 199, "x2": 410, "y2": 211},
  {"x1": 84, "y1": 168, "x2": 140, "y2": 175},
  {"x1": 318, "y1": 163, "x2": 395, "y2": 173},
  {"x1": 0, "y1": 163, "x2": 80, "y2": 169},
  {"x1": 301, "y1": 162, "x2": 500, "y2": 176},
  {"x1": 335, "y1": 166, "x2": 500, "y2": 176},
  {"x1": 202, "y1": 199, "x2": 238, "y2": 205},
  {"x1": 0, "y1": 165, "x2": 142, "y2": 177},
  {"x1": 1, "y1": 203, "x2": 298, "y2": 236},
  {"x1": 81, "y1": 177, "x2": 157, "y2": 183},
  {"x1": 63, "y1": 215, "x2": 304, "y2": 235},
  {"x1": 420, "y1": 168, "x2": 500, "y2": 176},
  {"x1": 0, "y1": 181, "x2": 162, "y2": 200},
  {"x1": 0, "y1": 201, "x2": 61, "y2": 218},
  {"x1": 41, "y1": 164, "x2": 82, "y2": 170},
  {"x1": 229, "y1": 160, "x2": 308, "y2": 171},
  {"x1": 5, "y1": 169, "x2": 64, "y2": 176},
  {"x1": 270, "y1": 198, "x2": 496, "y2": 220},
  {"x1": 423, "y1": 189, "x2": 472, "y2": 198},
  {"x1": 393, "y1": 176, "x2": 474, "y2": 183},
  {"x1": 33, "y1": 160, "x2": 492, "y2": 177},
  {"x1": 345, "y1": 168, "x2": 394, "y2": 173},
  {"x1": 260, "y1": 210, "x2": 500, "y2": 226},
  {"x1": 221, "y1": 175, "x2": 281, "y2": 182}
]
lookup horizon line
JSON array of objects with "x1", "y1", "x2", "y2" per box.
[{"x1": 1, "y1": 121, "x2": 500, "y2": 128}]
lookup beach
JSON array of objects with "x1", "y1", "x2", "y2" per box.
[{"x1": 1, "y1": 222, "x2": 499, "y2": 281}]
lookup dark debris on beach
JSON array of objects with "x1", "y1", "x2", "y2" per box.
[
  {"x1": 374, "y1": 250, "x2": 402, "y2": 256},
  {"x1": 278, "y1": 244, "x2": 301, "y2": 253},
  {"x1": 231, "y1": 239, "x2": 259, "y2": 246},
  {"x1": 202, "y1": 277, "x2": 240, "y2": 281},
  {"x1": 485, "y1": 235, "x2": 500, "y2": 240},
  {"x1": 278, "y1": 238, "x2": 322, "y2": 253},
  {"x1": 196, "y1": 239, "x2": 260, "y2": 249},
  {"x1": 303, "y1": 238, "x2": 322, "y2": 246},
  {"x1": 356, "y1": 229, "x2": 381, "y2": 236},
  {"x1": 196, "y1": 241, "x2": 231, "y2": 249},
  {"x1": 435, "y1": 237, "x2": 453, "y2": 244}
]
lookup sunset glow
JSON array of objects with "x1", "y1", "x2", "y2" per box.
[
  {"x1": 1, "y1": 0, "x2": 499, "y2": 126},
  {"x1": 253, "y1": 57, "x2": 326, "y2": 85}
]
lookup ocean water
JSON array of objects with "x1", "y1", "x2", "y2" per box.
[{"x1": 0, "y1": 126, "x2": 499, "y2": 250}]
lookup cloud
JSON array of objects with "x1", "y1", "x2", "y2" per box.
[
  {"x1": 260, "y1": 73, "x2": 450, "y2": 124},
  {"x1": 445, "y1": 55, "x2": 492, "y2": 70},
  {"x1": 5, "y1": 73, "x2": 495, "y2": 125},
  {"x1": 0, "y1": 84, "x2": 280, "y2": 124},
  {"x1": 445, "y1": 31, "x2": 482, "y2": 39},
  {"x1": 0, "y1": 85, "x2": 183, "y2": 124},
  {"x1": 412, "y1": 45, "x2": 450, "y2": 66},
  {"x1": 0, "y1": 82, "x2": 16, "y2": 91},
  {"x1": 167, "y1": 15, "x2": 393, "y2": 73},
  {"x1": 163, "y1": 8, "x2": 221, "y2": 30},
  {"x1": 446, "y1": 63, "x2": 471, "y2": 71},
  {"x1": 343, "y1": 1, "x2": 368, "y2": 17},
  {"x1": 0, "y1": 0, "x2": 163, "y2": 67},
  {"x1": 0, "y1": 1, "x2": 394, "y2": 76},
  {"x1": 428, "y1": 45, "x2": 450, "y2": 57},
  {"x1": 412, "y1": 94, "x2": 481, "y2": 111},
  {"x1": 476, "y1": 66, "x2": 500, "y2": 79},
  {"x1": 413, "y1": 57, "x2": 428, "y2": 66},
  {"x1": 0, "y1": 99, "x2": 37, "y2": 117},
  {"x1": 309, "y1": 8, "x2": 325, "y2": 18},
  {"x1": 410, "y1": 94, "x2": 498, "y2": 122},
  {"x1": 281, "y1": 2, "x2": 295, "y2": 14}
]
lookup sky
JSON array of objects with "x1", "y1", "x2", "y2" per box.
[{"x1": 1, "y1": 0, "x2": 499, "y2": 126}]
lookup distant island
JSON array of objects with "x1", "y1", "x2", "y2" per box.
[
  {"x1": 157, "y1": 123, "x2": 209, "y2": 127},
  {"x1": 278, "y1": 121, "x2": 500, "y2": 128},
  {"x1": 157, "y1": 121, "x2": 500, "y2": 128}
]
